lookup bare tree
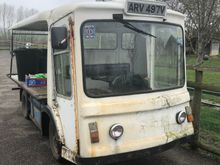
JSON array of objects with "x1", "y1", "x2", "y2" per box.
[
  {"x1": 16, "y1": 6, "x2": 24, "y2": 22},
  {"x1": 16, "y1": 6, "x2": 38, "y2": 23},
  {"x1": 163, "y1": 0, "x2": 220, "y2": 63},
  {"x1": 24, "y1": 8, "x2": 38, "y2": 19},
  {"x1": 29, "y1": 9, "x2": 38, "y2": 16},
  {"x1": 0, "y1": 4, "x2": 2, "y2": 26},
  {"x1": 181, "y1": 0, "x2": 220, "y2": 63},
  {"x1": 0, "y1": 3, "x2": 15, "y2": 39},
  {"x1": 0, "y1": 3, "x2": 38, "y2": 39},
  {"x1": 0, "y1": 4, "x2": 3, "y2": 37},
  {"x1": 2, "y1": 3, "x2": 7, "y2": 39},
  {"x1": 163, "y1": 0, "x2": 184, "y2": 11},
  {"x1": 6, "y1": 5, "x2": 15, "y2": 37}
]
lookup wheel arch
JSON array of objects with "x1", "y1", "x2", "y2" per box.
[
  {"x1": 41, "y1": 111, "x2": 50, "y2": 136},
  {"x1": 41, "y1": 106, "x2": 65, "y2": 144}
]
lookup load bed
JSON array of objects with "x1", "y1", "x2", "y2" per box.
[
  {"x1": 8, "y1": 47, "x2": 47, "y2": 101},
  {"x1": 9, "y1": 75, "x2": 47, "y2": 100}
]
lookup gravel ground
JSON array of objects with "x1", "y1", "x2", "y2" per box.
[{"x1": 0, "y1": 50, "x2": 219, "y2": 165}]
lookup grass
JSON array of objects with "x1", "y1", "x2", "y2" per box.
[
  {"x1": 202, "y1": 94, "x2": 220, "y2": 104},
  {"x1": 187, "y1": 55, "x2": 220, "y2": 68},
  {"x1": 186, "y1": 55, "x2": 220, "y2": 86},
  {"x1": 200, "y1": 106, "x2": 220, "y2": 149},
  {"x1": 187, "y1": 70, "x2": 220, "y2": 86},
  {"x1": 186, "y1": 54, "x2": 220, "y2": 153}
]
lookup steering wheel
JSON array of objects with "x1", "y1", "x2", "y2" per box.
[{"x1": 111, "y1": 73, "x2": 150, "y2": 90}]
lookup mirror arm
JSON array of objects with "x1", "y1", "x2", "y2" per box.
[{"x1": 58, "y1": 38, "x2": 67, "y2": 46}]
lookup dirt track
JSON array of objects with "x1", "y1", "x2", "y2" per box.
[{"x1": 0, "y1": 50, "x2": 219, "y2": 165}]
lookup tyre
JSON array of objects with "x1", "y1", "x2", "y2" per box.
[
  {"x1": 21, "y1": 91, "x2": 30, "y2": 119},
  {"x1": 49, "y1": 120, "x2": 62, "y2": 161}
]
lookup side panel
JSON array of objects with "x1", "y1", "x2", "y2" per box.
[
  {"x1": 30, "y1": 98, "x2": 43, "y2": 129},
  {"x1": 49, "y1": 13, "x2": 77, "y2": 153}
]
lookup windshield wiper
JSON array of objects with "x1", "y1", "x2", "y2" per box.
[{"x1": 113, "y1": 14, "x2": 157, "y2": 38}]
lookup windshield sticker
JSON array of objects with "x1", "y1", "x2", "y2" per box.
[{"x1": 84, "y1": 25, "x2": 96, "y2": 39}]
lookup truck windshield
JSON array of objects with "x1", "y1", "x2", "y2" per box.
[{"x1": 81, "y1": 21, "x2": 184, "y2": 97}]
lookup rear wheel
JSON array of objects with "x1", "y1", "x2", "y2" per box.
[
  {"x1": 21, "y1": 91, "x2": 30, "y2": 119},
  {"x1": 49, "y1": 120, "x2": 62, "y2": 161}
]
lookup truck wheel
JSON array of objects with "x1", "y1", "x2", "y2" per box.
[
  {"x1": 21, "y1": 91, "x2": 30, "y2": 119},
  {"x1": 49, "y1": 120, "x2": 62, "y2": 161}
]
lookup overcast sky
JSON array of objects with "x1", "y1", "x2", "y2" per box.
[{"x1": 2, "y1": 0, "x2": 94, "y2": 11}]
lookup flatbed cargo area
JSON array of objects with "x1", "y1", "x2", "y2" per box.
[{"x1": 10, "y1": 75, "x2": 47, "y2": 100}]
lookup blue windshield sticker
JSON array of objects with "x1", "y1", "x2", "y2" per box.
[{"x1": 84, "y1": 25, "x2": 96, "y2": 39}]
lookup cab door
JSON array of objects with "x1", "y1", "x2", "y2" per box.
[{"x1": 51, "y1": 15, "x2": 77, "y2": 154}]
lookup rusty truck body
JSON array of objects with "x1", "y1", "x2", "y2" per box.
[{"x1": 8, "y1": 0, "x2": 194, "y2": 164}]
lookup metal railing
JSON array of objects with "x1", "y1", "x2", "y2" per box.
[
  {"x1": 0, "y1": 40, "x2": 10, "y2": 50},
  {"x1": 0, "y1": 40, "x2": 47, "y2": 50}
]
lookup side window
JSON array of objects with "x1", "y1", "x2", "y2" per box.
[{"x1": 54, "y1": 52, "x2": 72, "y2": 97}]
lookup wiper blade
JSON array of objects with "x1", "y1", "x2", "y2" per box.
[
  {"x1": 123, "y1": 22, "x2": 157, "y2": 38},
  {"x1": 114, "y1": 18, "x2": 157, "y2": 38}
]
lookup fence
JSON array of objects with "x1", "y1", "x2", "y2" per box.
[
  {"x1": 0, "y1": 40, "x2": 47, "y2": 50},
  {"x1": 0, "y1": 40, "x2": 10, "y2": 50},
  {"x1": 187, "y1": 66, "x2": 220, "y2": 156}
]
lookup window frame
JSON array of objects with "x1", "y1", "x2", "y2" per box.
[
  {"x1": 53, "y1": 49, "x2": 73, "y2": 99},
  {"x1": 80, "y1": 20, "x2": 185, "y2": 98}
]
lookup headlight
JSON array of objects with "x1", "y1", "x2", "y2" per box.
[
  {"x1": 109, "y1": 124, "x2": 124, "y2": 140},
  {"x1": 176, "y1": 111, "x2": 187, "y2": 124}
]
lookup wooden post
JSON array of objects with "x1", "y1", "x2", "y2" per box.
[{"x1": 191, "y1": 69, "x2": 203, "y2": 148}]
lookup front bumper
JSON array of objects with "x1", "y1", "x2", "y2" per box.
[{"x1": 76, "y1": 135, "x2": 194, "y2": 165}]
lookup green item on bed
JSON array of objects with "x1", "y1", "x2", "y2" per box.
[{"x1": 33, "y1": 73, "x2": 47, "y2": 79}]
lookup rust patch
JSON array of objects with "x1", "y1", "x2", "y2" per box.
[
  {"x1": 90, "y1": 145, "x2": 97, "y2": 157},
  {"x1": 69, "y1": 16, "x2": 80, "y2": 154}
]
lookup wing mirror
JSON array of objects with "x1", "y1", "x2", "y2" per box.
[{"x1": 51, "y1": 27, "x2": 67, "y2": 49}]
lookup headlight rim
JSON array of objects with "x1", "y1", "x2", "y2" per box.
[
  {"x1": 176, "y1": 111, "x2": 187, "y2": 124},
  {"x1": 109, "y1": 123, "x2": 124, "y2": 140}
]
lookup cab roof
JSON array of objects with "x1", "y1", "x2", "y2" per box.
[{"x1": 10, "y1": 0, "x2": 184, "y2": 31}]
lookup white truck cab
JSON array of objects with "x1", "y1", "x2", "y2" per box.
[{"x1": 8, "y1": 0, "x2": 194, "y2": 164}]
